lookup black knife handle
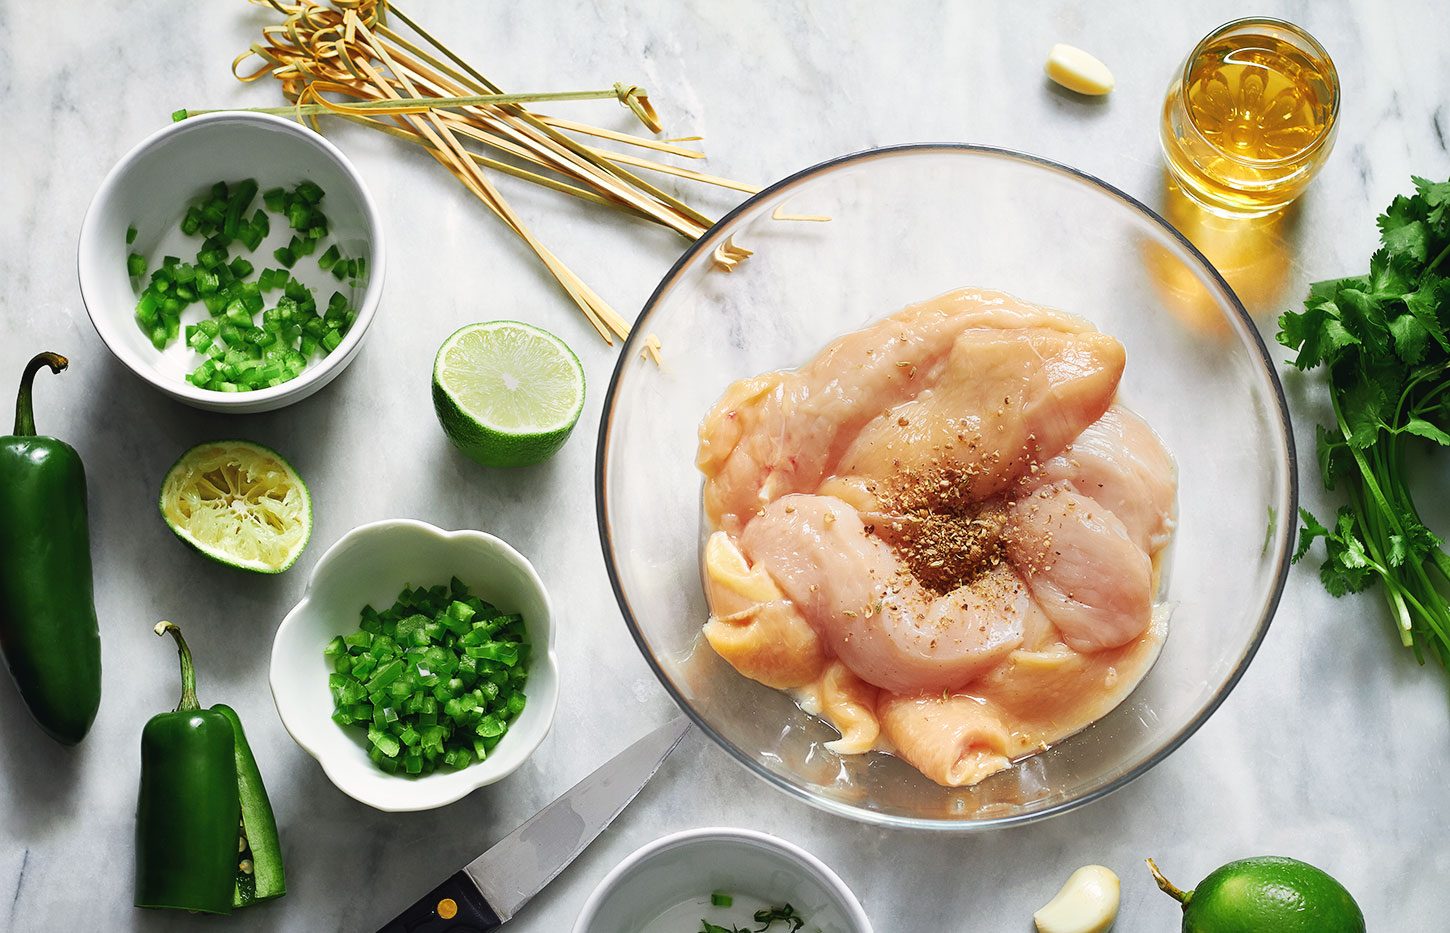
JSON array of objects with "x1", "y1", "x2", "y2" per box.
[{"x1": 374, "y1": 870, "x2": 504, "y2": 933}]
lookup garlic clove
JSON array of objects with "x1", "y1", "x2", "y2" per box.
[
  {"x1": 1033, "y1": 864, "x2": 1121, "y2": 933},
  {"x1": 1045, "y1": 44, "x2": 1116, "y2": 96}
]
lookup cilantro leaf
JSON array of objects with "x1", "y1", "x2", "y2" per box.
[
  {"x1": 1389, "y1": 311, "x2": 1430, "y2": 363},
  {"x1": 1367, "y1": 248, "x2": 1416, "y2": 302},
  {"x1": 1382, "y1": 219, "x2": 1430, "y2": 264},
  {"x1": 1308, "y1": 275, "x2": 1366, "y2": 302},
  {"x1": 1293, "y1": 507, "x2": 1330, "y2": 562},
  {"x1": 1412, "y1": 175, "x2": 1450, "y2": 230},
  {"x1": 1278, "y1": 300, "x2": 1359, "y2": 369},
  {"x1": 1402, "y1": 417, "x2": 1450, "y2": 445},
  {"x1": 1340, "y1": 375, "x2": 1391, "y2": 448},
  {"x1": 1317, "y1": 508, "x2": 1379, "y2": 596},
  {"x1": 1404, "y1": 282, "x2": 1449, "y2": 351},
  {"x1": 1379, "y1": 194, "x2": 1431, "y2": 262}
]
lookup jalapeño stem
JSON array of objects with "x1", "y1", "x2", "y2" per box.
[
  {"x1": 154, "y1": 622, "x2": 201, "y2": 712},
  {"x1": 13, "y1": 351, "x2": 68, "y2": 436}
]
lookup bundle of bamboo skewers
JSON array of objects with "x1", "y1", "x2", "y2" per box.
[{"x1": 196, "y1": 0, "x2": 759, "y2": 345}]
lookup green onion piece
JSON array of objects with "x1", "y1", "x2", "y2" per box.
[
  {"x1": 127, "y1": 253, "x2": 147, "y2": 278},
  {"x1": 273, "y1": 246, "x2": 296, "y2": 269},
  {"x1": 263, "y1": 187, "x2": 287, "y2": 213},
  {"x1": 126, "y1": 224, "x2": 138, "y2": 245},
  {"x1": 711, "y1": 892, "x2": 733, "y2": 908}
]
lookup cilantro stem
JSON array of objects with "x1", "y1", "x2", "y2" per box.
[
  {"x1": 1334, "y1": 392, "x2": 1450, "y2": 652},
  {"x1": 1332, "y1": 395, "x2": 1401, "y2": 537},
  {"x1": 1344, "y1": 483, "x2": 1415, "y2": 644},
  {"x1": 1424, "y1": 241, "x2": 1450, "y2": 280}
]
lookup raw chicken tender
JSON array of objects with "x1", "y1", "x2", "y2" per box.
[
  {"x1": 702, "y1": 532, "x2": 827, "y2": 689},
  {"x1": 877, "y1": 692, "x2": 1012, "y2": 787},
  {"x1": 838, "y1": 324, "x2": 1124, "y2": 499},
  {"x1": 696, "y1": 288, "x2": 1177, "y2": 791},
  {"x1": 740, "y1": 495, "x2": 1026, "y2": 694},
  {"x1": 818, "y1": 662, "x2": 880, "y2": 754},
  {"x1": 1005, "y1": 484, "x2": 1153, "y2": 652},
  {"x1": 1033, "y1": 406, "x2": 1177, "y2": 553}
]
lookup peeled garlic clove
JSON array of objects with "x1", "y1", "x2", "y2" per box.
[
  {"x1": 1045, "y1": 44, "x2": 1115, "y2": 96},
  {"x1": 1033, "y1": 865, "x2": 1121, "y2": 933}
]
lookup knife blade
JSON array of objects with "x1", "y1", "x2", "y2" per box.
[{"x1": 374, "y1": 715, "x2": 691, "y2": 932}]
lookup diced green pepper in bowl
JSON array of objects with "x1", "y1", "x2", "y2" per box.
[{"x1": 325, "y1": 577, "x2": 530, "y2": 776}]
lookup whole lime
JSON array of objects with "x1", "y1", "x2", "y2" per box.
[{"x1": 1149, "y1": 856, "x2": 1365, "y2": 933}]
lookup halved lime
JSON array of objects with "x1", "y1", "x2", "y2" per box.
[
  {"x1": 159, "y1": 440, "x2": 312, "y2": 574},
  {"x1": 431, "y1": 321, "x2": 585, "y2": 468}
]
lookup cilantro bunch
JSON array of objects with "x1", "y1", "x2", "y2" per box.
[{"x1": 1278, "y1": 175, "x2": 1450, "y2": 667}]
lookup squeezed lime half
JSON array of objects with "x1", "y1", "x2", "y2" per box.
[
  {"x1": 159, "y1": 440, "x2": 312, "y2": 573},
  {"x1": 431, "y1": 321, "x2": 585, "y2": 468}
]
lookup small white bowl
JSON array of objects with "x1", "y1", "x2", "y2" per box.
[
  {"x1": 574, "y1": 828, "x2": 873, "y2": 933},
  {"x1": 270, "y1": 520, "x2": 558, "y2": 811},
  {"x1": 78, "y1": 111, "x2": 385, "y2": 413}
]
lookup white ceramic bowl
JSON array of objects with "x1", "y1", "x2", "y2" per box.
[
  {"x1": 78, "y1": 111, "x2": 385, "y2": 413},
  {"x1": 573, "y1": 828, "x2": 873, "y2": 933},
  {"x1": 270, "y1": 520, "x2": 558, "y2": 811}
]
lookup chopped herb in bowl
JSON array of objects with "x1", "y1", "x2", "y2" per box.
[
  {"x1": 325, "y1": 577, "x2": 529, "y2": 776},
  {"x1": 697, "y1": 898, "x2": 807, "y2": 933}
]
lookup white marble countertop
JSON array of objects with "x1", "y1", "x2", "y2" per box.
[{"x1": 2, "y1": 1, "x2": 1447, "y2": 930}]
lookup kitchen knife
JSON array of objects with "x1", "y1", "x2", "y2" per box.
[{"x1": 374, "y1": 715, "x2": 691, "y2": 932}]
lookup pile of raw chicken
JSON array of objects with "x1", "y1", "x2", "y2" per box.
[{"x1": 697, "y1": 288, "x2": 1177, "y2": 787}]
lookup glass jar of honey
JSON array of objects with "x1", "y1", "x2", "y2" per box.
[{"x1": 1160, "y1": 18, "x2": 1339, "y2": 217}]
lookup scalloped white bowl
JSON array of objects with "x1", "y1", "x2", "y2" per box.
[{"x1": 270, "y1": 519, "x2": 558, "y2": 811}]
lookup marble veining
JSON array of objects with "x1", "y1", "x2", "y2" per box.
[{"x1": 1, "y1": 1, "x2": 1447, "y2": 930}]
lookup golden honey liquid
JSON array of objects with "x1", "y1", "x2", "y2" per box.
[{"x1": 1162, "y1": 28, "x2": 1337, "y2": 216}]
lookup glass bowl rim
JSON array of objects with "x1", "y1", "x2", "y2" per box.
[{"x1": 594, "y1": 142, "x2": 1299, "y2": 831}]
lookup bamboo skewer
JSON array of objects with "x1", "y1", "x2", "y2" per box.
[
  {"x1": 178, "y1": 85, "x2": 651, "y2": 119},
  {"x1": 538, "y1": 116, "x2": 705, "y2": 159},
  {"x1": 349, "y1": 15, "x2": 627, "y2": 340},
  {"x1": 217, "y1": 0, "x2": 752, "y2": 344}
]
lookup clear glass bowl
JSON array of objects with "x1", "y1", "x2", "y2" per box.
[{"x1": 596, "y1": 145, "x2": 1297, "y2": 829}]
